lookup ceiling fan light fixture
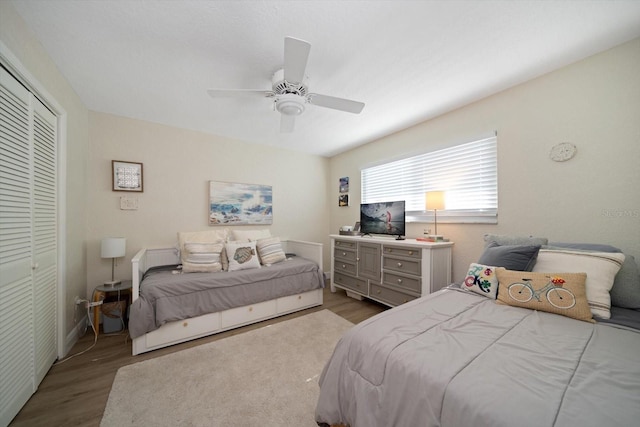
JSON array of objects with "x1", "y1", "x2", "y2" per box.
[{"x1": 276, "y1": 93, "x2": 305, "y2": 116}]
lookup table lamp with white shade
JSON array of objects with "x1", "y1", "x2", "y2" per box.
[
  {"x1": 425, "y1": 191, "x2": 445, "y2": 239},
  {"x1": 101, "y1": 237, "x2": 126, "y2": 287}
]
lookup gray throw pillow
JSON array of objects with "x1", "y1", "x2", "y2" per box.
[
  {"x1": 547, "y1": 242, "x2": 622, "y2": 253},
  {"x1": 477, "y1": 241, "x2": 541, "y2": 271},
  {"x1": 609, "y1": 254, "x2": 640, "y2": 309},
  {"x1": 484, "y1": 234, "x2": 548, "y2": 248}
]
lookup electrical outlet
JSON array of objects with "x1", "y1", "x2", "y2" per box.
[{"x1": 75, "y1": 296, "x2": 82, "y2": 305}]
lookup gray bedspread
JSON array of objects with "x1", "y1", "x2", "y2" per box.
[
  {"x1": 129, "y1": 257, "x2": 324, "y2": 338},
  {"x1": 315, "y1": 288, "x2": 640, "y2": 427}
]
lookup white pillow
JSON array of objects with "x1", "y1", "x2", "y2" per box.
[
  {"x1": 226, "y1": 241, "x2": 261, "y2": 271},
  {"x1": 182, "y1": 242, "x2": 224, "y2": 273},
  {"x1": 231, "y1": 229, "x2": 271, "y2": 242},
  {"x1": 178, "y1": 230, "x2": 228, "y2": 272},
  {"x1": 256, "y1": 236, "x2": 286, "y2": 265},
  {"x1": 463, "y1": 263, "x2": 504, "y2": 299},
  {"x1": 532, "y1": 249, "x2": 625, "y2": 319}
]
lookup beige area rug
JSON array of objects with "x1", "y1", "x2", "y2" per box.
[{"x1": 101, "y1": 310, "x2": 353, "y2": 426}]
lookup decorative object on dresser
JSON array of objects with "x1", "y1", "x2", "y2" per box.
[
  {"x1": 101, "y1": 237, "x2": 126, "y2": 286},
  {"x1": 330, "y1": 235, "x2": 453, "y2": 307},
  {"x1": 111, "y1": 160, "x2": 143, "y2": 192},
  {"x1": 425, "y1": 190, "x2": 445, "y2": 239}
]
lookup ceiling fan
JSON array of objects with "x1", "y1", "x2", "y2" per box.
[{"x1": 207, "y1": 37, "x2": 365, "y2": 133}]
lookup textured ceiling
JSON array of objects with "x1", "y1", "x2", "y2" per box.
[{"x1": 11, "y1": 0, "x2": 640, "y2": 157}]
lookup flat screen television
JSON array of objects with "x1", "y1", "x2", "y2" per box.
[{"x1": 359, "y1": 200, "x2": 406, "y2": 240}]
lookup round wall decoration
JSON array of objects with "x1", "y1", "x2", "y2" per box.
[{"x1": 549, "y1": 142, "x2": 577, "y2": 162}]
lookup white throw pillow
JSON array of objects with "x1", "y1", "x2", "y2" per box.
[
  {"x1": 256, "y1": 236, "x2": 286, "y2": 265},
  {"x1": 463, "y1": 263, "x2": 504, "y2": 299},
  {"x1": 231, "y1": 229, "x2": 271, "y2": 242},
  {"x1": 182, "y1": 242, "x2": 224, "y2": 273},
  {"x1": 226, "y1": 241, "x2": 261, "y2": 271},
  {"x1": 178, "y1": 230, "x2": 228, "y2": 273},
  {"x1": 532, "y1": 249, "x2": 625, "y2": 319}
]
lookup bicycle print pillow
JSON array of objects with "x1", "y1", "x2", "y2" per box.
[
  {"x1": 463, "y1": 263, "x2": 504, "y2": 299},
  {"x1": 496, "y1": 269, "x2": 594, "y2": 323}
]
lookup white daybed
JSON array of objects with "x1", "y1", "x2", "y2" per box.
[{"x1": 130, "y1": 240, "x2": 323, "y2": 355}]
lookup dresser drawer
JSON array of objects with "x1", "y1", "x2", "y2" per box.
[
  {"x1": 334, "y1": 260, "x2": 357, "y2": 276},
  {"x1": 383, "y1": 271, "x2": 421, "y2": 293},
  {"x1": 335, "y1": 240, "x2": 357, "y2": 250},
  {"x1": 370, "y1": 283, "x2": 417, "y2": 306},
  {"x1": 334, "y1": 272, "x2": 367, "y2": 294},
  {"x1": 334, "y1": 247, "x2": 357, "y2": 262},
  {"x1": 383, "y1": 246, "x2": 421, "y2": 259},
  {"x1": 383, "y1": 256, "x2": 421, "y2": 276}
]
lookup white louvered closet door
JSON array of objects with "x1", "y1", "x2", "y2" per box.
[{"x1": 0, "y1": 66, "x2": 58, "y2": 426}]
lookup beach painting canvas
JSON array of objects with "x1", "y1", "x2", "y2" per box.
[{"x1": 209, "y1": 181, "x2": 273, "y2": 225}]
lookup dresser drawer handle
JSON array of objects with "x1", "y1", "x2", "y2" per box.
[
  {"x1": 342, "y1": 252, "x2": 347, "y2": 256},
  {"x1": 341, "y1": 264, "x2": 347, "y2": 269},
  {"x1": 409, "y1": 250, "x2": 414, "y2": 255},
  {"x1": 397, "y1": 262, "x2": 403, "y2": 268},
  {"x1": 376, "y1": 290, "x2": 381, "y2": 295},
  {"x1": 397, "y1": 278, "x2": 403, "y2": 284}
]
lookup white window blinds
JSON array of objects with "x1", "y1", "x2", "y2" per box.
[{"x1": 361, "y1": 136, "x2": 498, "y2": 223}]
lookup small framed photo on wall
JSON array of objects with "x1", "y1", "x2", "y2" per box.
[
  {"x1": 339, "y1": 194, "x2": 349, "y2": 207},
  {"x1": 112, "y1": 160, "x2": 143, "y2": 192}
]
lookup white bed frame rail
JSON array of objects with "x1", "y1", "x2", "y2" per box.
[{"x1": 130, "y1": 240, "x2": 323, "y2": 355}]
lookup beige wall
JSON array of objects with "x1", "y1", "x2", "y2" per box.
[
  {"x1": 1, "y1": 2, "x2": 90, "y2": 352},
  {"x1": 329, "y1": 38, "x2": 640, "y2": 283},
  {"x1": 86, "y1": 112, "x2": 330, "y2": 288}
]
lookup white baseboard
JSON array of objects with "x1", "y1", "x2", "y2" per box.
[{"x1": 63, "y1": 315, "x2": 87, "y2": 357}]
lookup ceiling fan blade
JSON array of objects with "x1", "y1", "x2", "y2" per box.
[
  {"x1": 308, "y1": 93, "x2": 365, "y2": 114},
  {"x1": 284, "y1": 37, "x2": 311, "y2": 83},
  {"x1": 207, "y1": 89, "x2": 273, "y2": 98},
  {"x1": 280, "y1": 114, "x2": 296, "y2": 133}
]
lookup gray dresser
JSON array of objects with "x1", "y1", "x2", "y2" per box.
[{"x1": 330, "y1": 235, "x2": 453, "y2": 307}]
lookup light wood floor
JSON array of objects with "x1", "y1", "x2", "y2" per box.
[{"x1": 10, "y1": 287, "x2": 387, "y2": 426}]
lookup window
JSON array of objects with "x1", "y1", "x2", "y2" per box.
[{"x1": 361, "y1": 135, "x2": 497, "y2": 223}]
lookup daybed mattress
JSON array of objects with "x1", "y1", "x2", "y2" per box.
[
  {"x1": 315, "y1": 288, "x2": 640, "y2": 427},
  {"x1": 129, "y1": 257, "x2": 324, "y2": 338}
]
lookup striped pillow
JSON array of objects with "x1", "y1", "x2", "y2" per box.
[
  {"x1": 182, "y1": 242, "x2": 223, "y2": 273},
  {"x1": 532, "y1": 249, "x2": 625, "y2": 319},
  {"x1": 256, "y1": 237, "x2": 286, "y2": 265}
]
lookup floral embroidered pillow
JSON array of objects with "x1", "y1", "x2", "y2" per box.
[{"x1": 463, "y1": 263, "x2": 504, "y2": 299}]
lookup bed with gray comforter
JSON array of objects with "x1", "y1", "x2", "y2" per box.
[
  {"x1": 315, "y1": 287, "x2": 640, "y2": 427},
  {"x1": 129, "y1": 257, "x2": 324, "y2": 338}
]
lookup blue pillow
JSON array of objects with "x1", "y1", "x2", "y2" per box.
[{"x1": 477, "y1": 241, "x2": 541, "y2": 271}]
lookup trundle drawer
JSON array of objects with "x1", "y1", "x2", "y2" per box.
[
  {"x1": 334, "y1": 272, "x2": 367, "y2": 294},
  {"x1": 221, "y1": 299, "x2": 277, "y2": 328},
  {"x1": 383, "y1": 256, "x2": 421, "y2": 276},
  {"x1": 146, "y1": 311, "x2": 221, "y2": 348},
  {"x1": 370, "y1": 283, "x2": 418, "y2": 307},
  {"x1": 278, "y1": 289, "x2": 321, "y2": 313},
  {"x1": 383, "y1": 271, "x2": 421, "y2": 293}
]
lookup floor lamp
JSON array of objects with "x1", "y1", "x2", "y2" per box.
[
  {"x1": 101, "y1": 237, "x2": 126, "y2": 287},
  {"x1": 425, "y1": 191, "x2": 445, "y2": 239}
]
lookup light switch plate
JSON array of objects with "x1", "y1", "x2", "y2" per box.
[{"x1": 120, "y1": 196, "x2": 139, "y2": 210}]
